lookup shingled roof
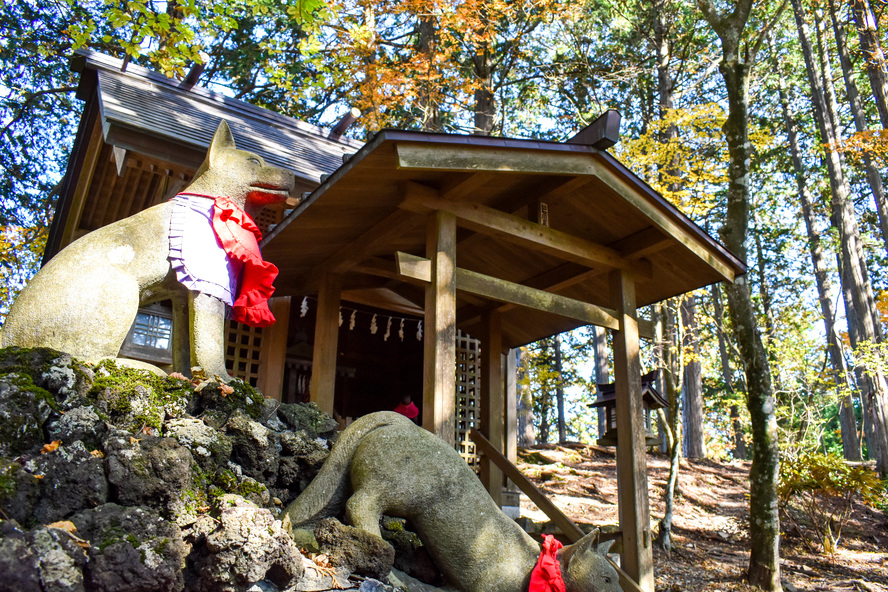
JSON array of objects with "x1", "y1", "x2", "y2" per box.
[{"x1": 72, "y1": 50, "x2": 361, "y2": 183}]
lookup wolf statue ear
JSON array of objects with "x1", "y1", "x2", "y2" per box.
[
  {"x1": 596, "y1": 538, "x2": 615, "y2": 556},
  {"x1": 193, "y1": 121, "x2": 236, "y2": 181},
  {"x1": 561, "y1": 528, "x2": 599, "y2": 567},
  {"x1": 208, "y1": 120, "x2": 236, "y2": 166}
]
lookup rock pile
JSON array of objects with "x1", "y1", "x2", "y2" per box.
[{"x1": 0, "y1": 347, "x2": 439, "y2": 592}]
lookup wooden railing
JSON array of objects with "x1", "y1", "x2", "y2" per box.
[{"x1": 469, "y1": 429, "x2": 644, "y2": 592}]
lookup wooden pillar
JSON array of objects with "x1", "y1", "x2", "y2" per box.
[
  {"x1": 422, "y1": 210, "x2": 457, "y2": 445},
  {"x1": 609, "y1": 269, "x2": 654, "y2": 592},
  {"x1": 480, "y1": 311, "x2": 504, "y2": 506},
  {"x1": 310, "y1": 274, "x2": 341, "y2": 417},
  {"x1": 257, "y1": 296, "x2": 291, "y2": 400}
]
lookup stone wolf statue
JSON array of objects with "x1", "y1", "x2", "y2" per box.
[
  {"x1": 1, "y1": 121, "x2": 295, "y2": 380},
  {"x1": 283, "y1": 411, "x2": 621, "y2": 592}
]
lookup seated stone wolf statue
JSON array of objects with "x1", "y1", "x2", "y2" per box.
[
  {"x1": 283, "y1": 411, "x2": 620, "y2": 592},
  {"x1": 0, "y1": 121, "x2": 295, "y2": 380}
]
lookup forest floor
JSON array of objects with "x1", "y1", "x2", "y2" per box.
[{"x1": 516, "y1": 444, "x2": 888, "y2": 592}]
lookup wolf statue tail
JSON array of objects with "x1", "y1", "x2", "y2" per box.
[{"x1": 281, "y1": 411, "x2": 408, "y2": 533}]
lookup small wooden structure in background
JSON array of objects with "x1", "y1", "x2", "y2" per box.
[
  {"x1": 593, "y1": 371, "x2": 667, "y2": 447},
  {"x1": 261, "y1": 129, "x2": 745, "y2": 591}
]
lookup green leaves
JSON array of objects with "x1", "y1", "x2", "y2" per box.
[{"x1": 778, "y1": 452, "x2": 887, "y2": 553}]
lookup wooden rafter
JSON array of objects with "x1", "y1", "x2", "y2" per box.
[{"x1": 399, "y1": 182, "x2": 652, "y2": 277}]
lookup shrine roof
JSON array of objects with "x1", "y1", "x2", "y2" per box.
[
  {"x1": 71, "y1": 50, "x2": 360, "y2": 184},
  {"x1": 262, "y1": 129, "x2": 746, "y2": 348}
]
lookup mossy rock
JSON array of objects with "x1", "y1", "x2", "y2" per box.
[
  {"x1": 0, "y1": 372, "x2": 56, "y2": 456},
  {"x1": 0, "y1": 346, "x2": 93, "y2": 406},
  {"x1": 197, "y1": 380, "x2": 264, "y2": 421},
  {"x1": 277, "y1": 402, "x2": 338, "y2": 437},
  {"x1": 0, "y1": 458, "x2": 41, "y2": 525},
  {"x1": 87, "y1": 360, "x2": 194, "y2": 431}
]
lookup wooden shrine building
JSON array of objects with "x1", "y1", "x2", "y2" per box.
[{"x1": 48, "y1": 50, "x2": 746, "y2": 592}]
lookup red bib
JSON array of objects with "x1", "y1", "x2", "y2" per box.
[
  {"x1": 177, "y1": 193, "x2": 278, "y2": 327},
  {"x1": 529, "y1": 535, "x2": 566, "y2": 592}
]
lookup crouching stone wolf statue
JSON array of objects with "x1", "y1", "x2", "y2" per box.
[
  {"x1": 0, "y1": 121, "x2": 295, "y2": 380},
  {"x1": 283, "y1": 411, "x2": 621, "y2": 592}
]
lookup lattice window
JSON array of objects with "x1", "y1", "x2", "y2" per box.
[
  {"x1": 254, "y1": 204, "x2": 285, "y2": 236},
  {"x1": 226, "y1": 321, "x2": 263, "y2": 387},
  {"x1": 119, "y1": 303, "x2": 173, "y2": 365},
  {"x1": 455, "y1": 330, "x2": 482, "y2": 473}
]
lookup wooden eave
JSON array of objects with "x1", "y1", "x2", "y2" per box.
[{"x1": 262, "y1": 130, "x2": 745, "y2": 349}]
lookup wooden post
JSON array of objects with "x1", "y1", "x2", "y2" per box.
[
  {"x1": 609, "y1": 269, "x2": 654, "y2": 592},
  {"x1": 257, "y1": 296, "x2": 291, "y2": 400},
  {"x1": 310, "y1": 274, "x2": 341, "y2": 416},
  {"x1": 422, "y1": 210, "x2": 457, "y2": 445},
  {"x1": 480, "y1": 311, "x2": 504, "y2": 506}
]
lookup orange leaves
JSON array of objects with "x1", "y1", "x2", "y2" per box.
[
  {"x1": 832, "y1": 129, "x2": 888, "y2": 167},
  {"x1": 41, "y1": 440, "x2": 60, "y2": 454},
  {"x1": 315, "y1": 0, "x2": 567, "y2": 132}
]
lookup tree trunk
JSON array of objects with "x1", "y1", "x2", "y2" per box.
[
  {"x1": 697, "y1": 0, "x2": 783, "y2": 582},
  {"x1": 516, "y1": 348, "x2": 536, "y2": 447},
  {"x1": 655, "y1": 300, "x2": 682, "y2": 552},
  {"x1": 591, "y1": 325, "x2": 610, "y2": 439},
  {"x1": 849, "y1": 0, "x2": 888, "y2": 128},
  {"x1": 682, "y1": 296, "x2": 706, "y2": 459},
  {"x1": 711, "y1": 283, "x2": 748, "y2": 459},
  {"x1": 554, "y1": 333, "x2": 566, "y2": 444},
  {"x1": 792, "y1": 0, "x2": 888, "y2": 475},
  {"x1": 774, "y1": 63, "x2": 862, "y2": 460},
  {"x1": 417, "y1": 15, "x2": 441, "y2": 131},
  {"x1": 828, "y1": 0, "x2": 888, "y2": 251}
]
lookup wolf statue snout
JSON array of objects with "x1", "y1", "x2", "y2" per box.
[{"x1": 1, "y1": 121, "x2": 295, "y2": 381}]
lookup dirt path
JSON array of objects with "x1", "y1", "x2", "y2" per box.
[{"x1": 516, "y1": 444, "x2": 888, "y2": 591}]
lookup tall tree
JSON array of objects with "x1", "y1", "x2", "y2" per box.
[
  {"x1": 773, "y1": 55, "x2": 862, "y2": 461},
  {"x1": 682, "y1": 295, "x2": 706, "y2": 458},
  {"x1": 827, "y1": 0, "x2": 888, "y2": 252},
  {"x1": 849, "y1": 0, "x2": 888, "y2": 128},
  {"x1": 791, "y1": 0, "x2": 888, "y2": 475},
  {"x1": 696, "y1": 0, "x2": 786, "y2": 588}
]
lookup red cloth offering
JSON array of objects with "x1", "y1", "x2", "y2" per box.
[
  {"x1": 529, "y1": 535, "x2": 566, "y2": 592},
  {"x1": 177, "y1": 193, "x2": 278, "y2": 328},
  {"x1": 393, "y1": 401, "x2": 419, "y2": 419}
]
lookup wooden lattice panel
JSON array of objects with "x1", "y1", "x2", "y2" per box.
[
  {"x1": 455, "y1": 331, "x2": 482, "y2": 473},
  {"x1": 254, "y1": 204, "x2": 285, "y2": 236},
  {"x1": 226, "y1": 321, "x2": 263, "y2": 387}
]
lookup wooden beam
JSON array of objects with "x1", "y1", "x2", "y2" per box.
[
  {"x1": 423, "y1": 211, "x2": 457, "y2": 445},
  {"x1": 298, "y1": 208, "x2": 420, "y2": 293},
  {"x1": 400, "y1": 185, "x2": 651, "y2": 277},
  {"x1": 470, "y1": 428, "x2": 584, "y2": 540},
  {"x1": 609, "y1": 269, "x2": 654, "y2": 592},
  {"x1": 310, "y1": 274, "x2": 342, "y2": 416},
  {"x1": 609, "y1": 226, "x2": 672, "y2": 260},
  {"x1": 257, "y1": 297, "x2": 291, "y2": 401},
  {"x1": 397, "y1": 143, "x2": 600, "y2": 176},
  {"x1": 397, "y1": 252, "x2": 621, "y2": 331},
  {"x1": 594, "y1": 166, "x2": 737, "y2": 282},
  {"x1": 480, "y1": 311, "x2": 504, "y2": 507},
  {"x1": 60, "y1": 118, "x2": 104, "y2": 249}
]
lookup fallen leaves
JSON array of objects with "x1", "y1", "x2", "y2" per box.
[{"x1": 40, "y1": 440, "x2": 60, "y2": 454}]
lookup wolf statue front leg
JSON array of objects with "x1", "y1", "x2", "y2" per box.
[{"x1": 189, "y1": 291, "x2": 233, "y2": 381}]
